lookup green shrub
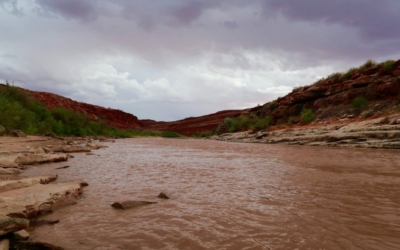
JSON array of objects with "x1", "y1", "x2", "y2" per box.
[
  {"x1": 160, "y1": 131, "x2": 182, "y2": 138},
  {"x1": 193, "y1": 130, "x2": 215, "y2": 138},
  {"x1": 300, "y1": 109, "x2": 316, "y2": 124},
  {"x1": 383, "y1": 60, "x2": 396, "y2": 71},
  {"x1": 341, "y1": 67, "x2": 358, "y2": 80},
  {"x1": 351, "y1": 96, "x2": 368, "y2": 109},
  {"x1": 0, "y1": 94, "x2": 36, "y2": 132},
  {"x1": 327, "y1": 72, "x2": 343, "y2": 80},
  {"x1": 237, "y1": 115, "x2": 252, "y2": 130},
  {"x1": 224, "y1": 117, "x2": 238, "y2": 133},
  {"x1": 252, "y1": 116, "x2": 272, "y2": 131},
  {"x1": 358, "y1": 59, "x2": 377, "y2": 72}
]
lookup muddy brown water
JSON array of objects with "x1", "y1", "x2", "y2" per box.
[{"x1": 22, "y1": 138, "x2": 400, "y2": 250}]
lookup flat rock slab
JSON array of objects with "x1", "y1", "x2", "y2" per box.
[
  {"x1": 16, "y1": 153, "x2": 68, "y2": 165},
  {"x1": 111, "y1": 201, "x2": 157, "y2": 210},
  {"x1": 0, "y1": 155, "x2": 20, "y2": 168},
  {"x1": 0, "y1": 182, "x2": 84, "y2": 218},
  {"x1": 0, "y1": 175, "x2": 58, "y2": 193},
  {"x1": 0, "y1": 168, "x2": 21, "y2": 175}
]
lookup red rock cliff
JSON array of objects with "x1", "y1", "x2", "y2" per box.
[{"x1": 23, "y1": 89, "x2": 142, "y2": 130}]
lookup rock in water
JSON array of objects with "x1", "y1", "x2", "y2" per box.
[
  {"x1": 0, "y1": 215, "x2": 29, "y2": 236},
  {"x1": 111, "y1": 201, "x2": 157, "y2": 210},
  {"x1": 157, "y1": 192, "x2": 170, "y2": 199},
  {"x1": 10, "y1": 240, "x2": 64, "y2": 250},
  {"x1": 55, "y1": 165, "x2": 70, "y2": 169}
]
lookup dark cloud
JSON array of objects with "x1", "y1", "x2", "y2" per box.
[
  {"x1": 172, "y1": 1, "x2": 205, "y2": 24},
  {"x1": 1, "y1": 0, "x2": 400, "y2": 120},
  {"x1": 35, "y1": 0, "x2": 98, "y2": 21},
  {"x1": 262, "y1": 0, "x2": 400, "y2": 41},
  {"x1": 223, "y1": 21, "x2": 238, "y2": 29}
]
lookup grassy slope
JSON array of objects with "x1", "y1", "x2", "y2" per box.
[{"x1": 0, "y1": 84, "x2": 182, "y2": 138}]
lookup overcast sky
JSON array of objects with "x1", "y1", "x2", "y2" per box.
[{"x1": 1, "y1": 0, "x2": 400, "y2": 121}]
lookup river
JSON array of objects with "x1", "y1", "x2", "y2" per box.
[{"x1": 22, "y1": 138, "x2": 400, "y2": 250}]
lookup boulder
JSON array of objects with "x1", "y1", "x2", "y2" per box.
[
  {"x1": 29, "y1": 147, "x2": 45, "y2": 154},
  {"x1": 157, "y1": 192, "x2": 170, "y2": 199},
  {"x1": 10, "y1": 130, "x2": 26, "y2": 138},
  {"x1": 0, "y1": 155, "x2": 20, "y2": 168},
  {"x1": 0, "y1": 125, "x2": 6, "y2": 136},
  {"x1": 111, "y1": 201, "x2": 157, "y2": 210},
  {"x1": 13, "y1": 229, "x2": 30, "y2": 240},
  {"x1": 0, "y1": 215, "x2": 29, "y2": 236}
]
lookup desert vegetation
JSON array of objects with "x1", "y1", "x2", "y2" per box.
[{"x1": 0, "y1": 83, "x2": 181, "y2": 138}]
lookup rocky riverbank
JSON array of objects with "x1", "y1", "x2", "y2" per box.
[
  {"x1": 210, "y1": 113, "x2": 400, "y2": 149},
  {"x1": 0, "y1": 135, "x2": 110, "y2": 249}
]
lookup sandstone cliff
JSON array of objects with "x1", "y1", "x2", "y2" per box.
[
  {"x1": 24, "y1": 89, "x2": 142, "y2": 130},
  {"x1": 251, "y1": 59, "x2": 400, "y2": 124},
  {"x1": 142, "y1": 109, "x2": 249, "y2": 136}
]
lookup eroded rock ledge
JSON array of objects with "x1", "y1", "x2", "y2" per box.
[
  {"x1": 0, "y1": 135, "x2": 109, "y2": 249},
  {"x1": 210, "y1": 115, "x2": 400, "y2": 149}
]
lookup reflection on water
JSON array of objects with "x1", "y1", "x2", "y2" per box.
[{"x1": 23, "y1": 138, "x2": 400, "y2": 250}]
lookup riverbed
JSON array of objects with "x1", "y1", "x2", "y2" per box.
[{"x1": 22, "y1": 138, "x2": 400, "y2": 250}]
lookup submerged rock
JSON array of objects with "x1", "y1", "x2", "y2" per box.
[
  {"x1": 157, "y1": 192, "x2": 170, "y2": 199},
  {"x1": 10, "y1": 240, "x2": 64, "y2": 250},
  {"x1": 31, "y1": 219, "x2": 59, "y2": 227},
  {"x1": 55, "y1": 165, "x2": 70, "y2": 169},
  {"x1": 111, "y1": 201, "x2": 157, "y2": 210}
]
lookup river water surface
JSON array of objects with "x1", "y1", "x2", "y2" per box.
[{"x1": 22, "y1": 138, "x2": 400, "y2": 250}]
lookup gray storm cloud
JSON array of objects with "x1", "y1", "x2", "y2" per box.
[{"x1": 0, "y1": 0, "x2": 400, "y2": 121}]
